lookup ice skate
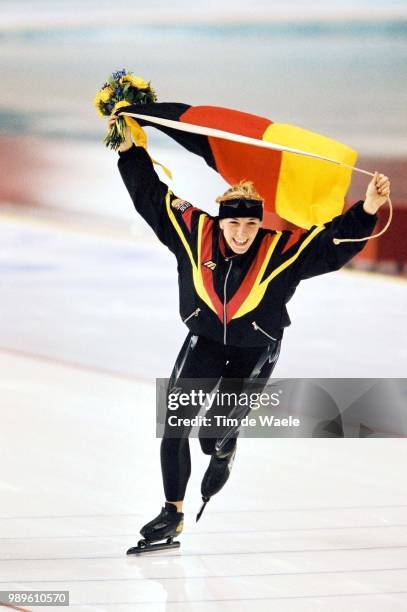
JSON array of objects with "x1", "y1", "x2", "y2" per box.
[
  {"x1": 196, "y1": 440, "x2": 237, "y2": 522},
  {"x1": 127, "y1": 502, "x2": 184, "y2": 555}
]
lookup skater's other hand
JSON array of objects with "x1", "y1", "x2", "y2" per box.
[
  {"x1": 108, "y1": 112, "x2": 133, "y2": 152},
  {"x1": 363, "y1": 172, "x2": 390, "y2": 214},
  {"x1": 108, "y1": 113, "x2": 118, "y2": 129}
]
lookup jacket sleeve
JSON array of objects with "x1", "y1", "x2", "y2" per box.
[
  {"x1": 117, "y1": 144, "x2": 201, "y2": 253},
  {"x1": 292, "y1": 200, "x2": 378, "y2": 281}
]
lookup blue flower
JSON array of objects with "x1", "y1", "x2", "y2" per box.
[{"x1": 112, "y1": 68, "x2": 126, "y2": 80}]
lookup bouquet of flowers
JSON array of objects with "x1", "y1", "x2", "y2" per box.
[{"x1": 93, "y1": 69, "x2": 157, "y2": 150}]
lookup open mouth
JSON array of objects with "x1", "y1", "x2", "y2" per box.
[{"x1": 232, "y1": 237, "x2": 249, "y2": 247}]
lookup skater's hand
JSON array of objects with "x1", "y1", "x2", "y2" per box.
[
  {"x1": 108, "y1": 112, "x2": 133, "y2": 152},
  {"x1": 363, "y1": 173, "x2": 390, "y2": 215}
]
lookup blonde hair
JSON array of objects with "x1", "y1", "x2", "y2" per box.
[{"x1": 216, "y1": 180, "x2": 263, "y2": 204}]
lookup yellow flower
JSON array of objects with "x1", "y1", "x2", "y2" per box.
[
  {"x1": 93, "y1": 96, "x2": 104, "y2": 116},
  {"x1": 120, "y1": 75, "x2": 149, "y2": 90},
  {"x1": 99, "y1": 86, "x2": 113, "y2": 102},
  {"x1": 92, "y1": 86, "x2": 113, "y2": 116}
]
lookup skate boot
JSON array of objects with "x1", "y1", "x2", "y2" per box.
[
  {"x1": 126, "y1": 502, "x2": 184, "y2": 555},
  {"x1": 196, "y1": 439, "x2": 237, "y2": 522}
]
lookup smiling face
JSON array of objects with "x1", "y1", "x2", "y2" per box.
[{"x1": 219, "y1": 217, "x2": 262, "y2": 254}]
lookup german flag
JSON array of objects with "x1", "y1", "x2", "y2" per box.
[{"x1": 116, "y1": 102, "x2": 357, "y2": 230}]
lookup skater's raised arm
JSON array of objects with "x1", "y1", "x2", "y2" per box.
[
  {"x1": 289, "y1": 173, "x2": 390, "y2": 281},
  {"x1": 110, "y1": 115, "x2": 203, "y2": 253}
]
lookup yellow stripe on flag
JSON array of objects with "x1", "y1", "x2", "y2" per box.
[{"x1": 263, "y1": 123, "x2": 357, "y2": 229}]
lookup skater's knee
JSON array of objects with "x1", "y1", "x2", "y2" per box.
[
  {"x1": 199, "y1": 436, "x2": 216, "y2": 455},
  {"x1": 199, "y1": 433, "x2": 238, "y2": 456}
]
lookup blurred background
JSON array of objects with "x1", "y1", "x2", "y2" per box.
[
  {"x1": 1, "y1": 0, "x2": 407, "y2": 272},
  {"x1": 0, "y1": 0, "x2": 406, "y2": 380}
]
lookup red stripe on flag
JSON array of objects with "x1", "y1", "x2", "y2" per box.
[
  {"x1": 209, "y1": 136, "x2": 281, "y2": 215},
  {"x1": 180, "y1": 105, "x2": 282, "y2": 221},
  {"x1": 180, "y1": 105, "x2": 271, "y2": 136}
]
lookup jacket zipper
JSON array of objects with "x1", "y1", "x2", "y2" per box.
[
  {"x1": 252, "y1": 321, "x2": 277, "y2": 342},
  {"x1": 183, "y1": 307, "x2": 201, "y2": 324},
  {"x1": 223, "y1": 260, "x2": 233, "y2": 345}
]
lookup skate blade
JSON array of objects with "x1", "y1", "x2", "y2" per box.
[
  {"x1": 196, "y1": 497, "x2": 210, "y2": 522},
  {"x1": 126, "y1": 538, "x2": 181, "y2": 555}
]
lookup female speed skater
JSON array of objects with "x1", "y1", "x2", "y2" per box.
[{"x1": 108, "y1": 113, "x2": 390, "y2": 554}]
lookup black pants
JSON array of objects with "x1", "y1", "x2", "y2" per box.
[{"x1": 160, "y1": 333, "x2": 282, "y2": 501}]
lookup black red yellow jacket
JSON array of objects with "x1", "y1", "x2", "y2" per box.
[{"x1": 118, "y1": 144, "x2": 377, "y2": 347}]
